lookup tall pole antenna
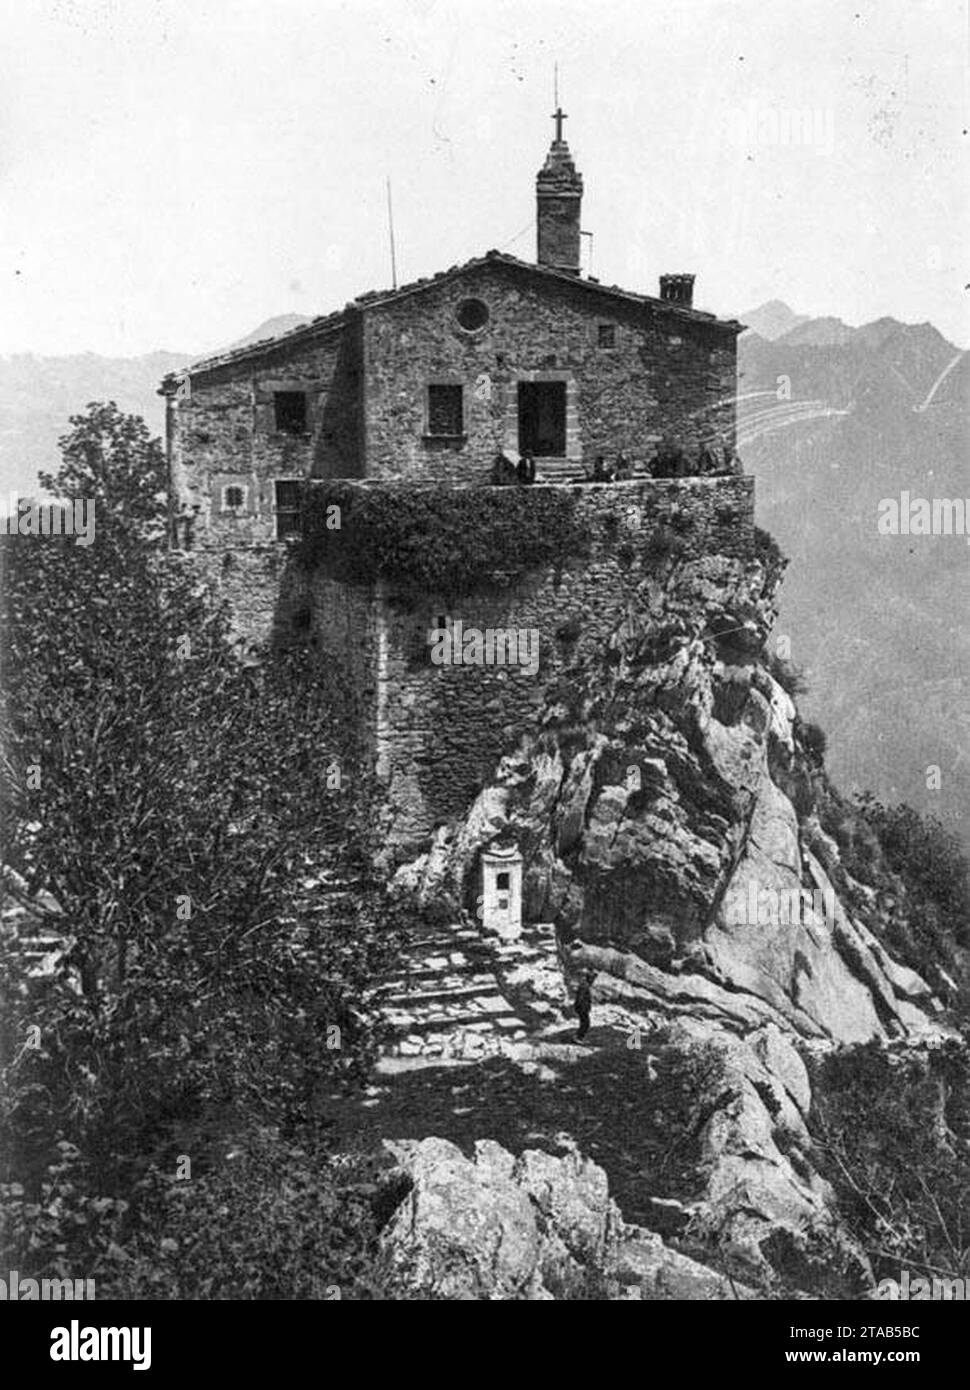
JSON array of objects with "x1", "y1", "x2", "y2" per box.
[
  {"x1": 581, "y1": 229, "x2": 594, "y2": 277},
  {"x1": 386, "y1": 177, "x2": 398, "y2": 291}
]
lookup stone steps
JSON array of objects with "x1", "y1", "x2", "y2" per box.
[
  {"x1": 379, "y1": 964, "x2": 493, "y2": 987},
  {"x1": 381, "y1": 978, "x2": 504, "y2": 1007},
  {"x1": 387, "y1": 1007, "x2": 524, "y2": 1034},
  {"x1": 376, "y1": 941, "x2": 554, "y2": 992},
  {"x1": 375, "y1": 920, "x2": 566, "y2": 1062},
  {"x1": 536, "y1": 461, "x2": 586, "y2": 483},
  {"x1": 374, "y1": 952, "x2": 492, "y2": 983},
  {"x1": 405, "y1": 932, "x2": 484, "y2": 951}
]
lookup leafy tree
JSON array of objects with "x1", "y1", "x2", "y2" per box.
[
  {"x1": 2, "y1": 518, "x2": 387, "y2": 1149},
  {"x1": 1, "y1": 406, "x2": 400, "y2": 1282},
  {"x1": 38, "y1": 401, "x2": 168, "y2": 541}
]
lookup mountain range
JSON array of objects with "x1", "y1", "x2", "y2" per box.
[
  {"x1": 734, "y1": 305, "x2": 969, "y2": 850},
  {"x1": 1, "y1": 301, "x2": 967, "y2": 846}
]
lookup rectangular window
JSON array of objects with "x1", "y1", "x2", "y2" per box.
[
  {"x1": 426, "y1": 384, "x2": 464, "y2": 437},
  {"x1": 274, "y1": 479, "x2": 302, "y2": 539},
  {"x1": 496, "y1": 872, "x2": 510, "y2": 891},
  {"x1": 428, "y1": 612, "x2": 453, "y2": 642},
  {"x1": 222, "y1": 484, "x2": 247, "y2": 511},
  {"x1": 274, "y1": 391, "x2": 308, "y2": 435},
  {"x1": 518, "y1": 381, "x2": 567, "y2": 457},
  {"x1": 597, "y1": 323, "x2": 616, "y2": 348}
]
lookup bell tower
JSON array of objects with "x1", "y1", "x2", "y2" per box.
[{"x1": 536, "y1": 106, "x2": 583, "y2": 276}]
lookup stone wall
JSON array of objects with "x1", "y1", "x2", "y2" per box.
[
  {"x1": 302, "y1": 476, "x2": 755, "y2": 847},
  {"x1": 309, "y1": 573, "x2": 380, "y2": 736},
  {"x1": 167, "y1": 262, "x2": 736, "y2": 566},
  {"x1": 179, "y1": 544, "x2": 310, "y2": 651},
  {"x1": 168, "y1": 318, "x2": 362, "y2": 549},
  {"x1": 362, "y1": 261, "x2": 737, "y2": 485}
]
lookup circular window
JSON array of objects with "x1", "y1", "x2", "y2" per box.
[{"x1": 455, "y1": 298, "x2": 490, "y2": 332}]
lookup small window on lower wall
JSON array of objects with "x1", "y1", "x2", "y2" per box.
[
  {"x1": 274, "y1": 479, "x2": 302, "y2": 538},
  {"x1": 426, "y1": 383, "x2": 464, "y2": 437},
  {"x1": 221, "y1": 484, "x2": 247, "y2": 512},
  {"x1": 274, "y1": 391, "x2": 308, "y2": 435}
]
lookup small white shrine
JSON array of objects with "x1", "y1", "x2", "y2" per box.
[{"x1": 480, "y1": 844, "x2": 524, "y2": 941}]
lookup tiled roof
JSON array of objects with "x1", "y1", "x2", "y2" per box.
[
  {"x1": 186, "y1": 304, "x2": 349, "y2": 376},
  {"x1": 184, "y1": 249, "x2": 742, "y2": 377}
]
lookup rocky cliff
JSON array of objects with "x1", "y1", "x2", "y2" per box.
[
  {"x1": 393, "y1": 532, "x2": 951, "y2": 1287},
  {"x1": 379, "y1": 1136, "x2": 758, "y2": 1300}
]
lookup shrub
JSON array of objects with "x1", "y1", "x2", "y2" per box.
[
  {"x1": 809, "y1": 1039, "x2": 970, "y2": 1286},
  {"x1": 753, "y1": 526, "x2": 788, "y2": 587},
  {"x1": 301, "y1": 480, "x2": 589, "y2": 595},
  {"x1": 855, "y1": 795, "x2": 970, "y2": 951},
  {"x1": 642, "y1": 525, "x2": 687, "y2": 566},
  {"x1": 800, "y1": 721, "x2": 828, "y2": 764},
  {"x1": 768, "y1": 649, "x2": 808, "y2": 697},
  {"x1": 1, "y1": 1133, "x2": 402, "y2": 1301}
]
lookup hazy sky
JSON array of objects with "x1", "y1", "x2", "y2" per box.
[{"x1": 1, "y1": 0, "x2": 967, "y2": 355}]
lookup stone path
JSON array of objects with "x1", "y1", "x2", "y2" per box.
[
  {"x1": 374, "y1": 920, "x2": 571, "y2": 1068},
  {"x1": 1, "y1": 884, "x2": 72, "y2": 982}
]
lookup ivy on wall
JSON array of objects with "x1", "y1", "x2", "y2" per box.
[{"x1": 300, "y1": 481, "x2": 590, "y2": 595}]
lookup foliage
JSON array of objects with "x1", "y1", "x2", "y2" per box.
[
  {"x1": 650, "y1": 1038, "x2": 733, "y2": 1196},
  {"x1": 641, "y1": 524, "x2": 687, "y2": 567},
  {"x1": 799, "y1": 720, "x2": 828, "y2": 764},
  {"x1": 855, "y1": 796, "x2": 970, "y2": 935},
  {"x1": 1, "y1": 405, "x2": 402, "y2": 1293},
  {"x1": 38, "y1": 401, "x2": 168, "y2": 543},
  {"x1": 0, "y1": 1140, "x2": 132, "y2": 1287},
  {"x1": 0, "y1": 1131, "x2": 405, "y2": 1300},
  {"x1": 300, "y1": 480, "x2": 589, "y2": 596},
  {"x1": 809, "y1": 1040, "x2": 970, "y2": 1285},
  {"x1": 768, "y1": 649, "x2": 808, "y2": 697},
  {"x1": 853, "y1": 794, "x2": 970, "y2": 954},
  {"x1": 807, "y1": 785, "x2": 970, "y2": 1007},
  {"x1": 753, "y1": 525, "x2": 788, "y2": 589},
  {"x1": 1, "y1": 520, "x2": 386, "y2": 1152}
]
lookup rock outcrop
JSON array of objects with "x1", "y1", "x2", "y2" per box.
[
  {"x1": 379, "y1": 1136, "x2": 756, "y2": 1300},
  {"x1": 391, "y1": 543, "x2": 951, "y2": 1278}
]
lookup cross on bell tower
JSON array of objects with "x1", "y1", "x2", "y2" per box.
[{"x1": 535, "y1": 103, "x2": 583, "y2": 274}]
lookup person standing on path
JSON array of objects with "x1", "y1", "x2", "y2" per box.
[{"x1": 574, "y1": 969, "x2": 595, "y2": 1042}]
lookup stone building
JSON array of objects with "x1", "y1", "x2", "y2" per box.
[{"x1": 161, "y1": 111, "x2": 753, "y2": 851}]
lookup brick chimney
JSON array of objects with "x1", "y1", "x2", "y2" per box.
[
  {"x1": 536, "y1": 107, "x2": 583, "y2": 275},
  {"x1": 659, "y1": 274, "x2": 695, "y2": 307}
]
